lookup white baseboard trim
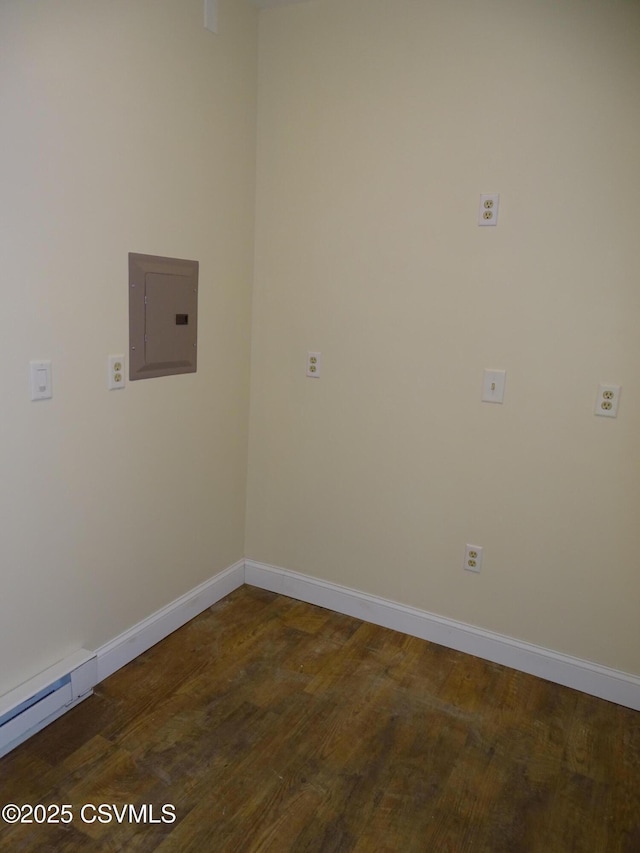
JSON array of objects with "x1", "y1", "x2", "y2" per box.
[
  {"x1": 13, "y1": 554, "x2": 634, "y2": 758},
  {"x1": 244, "y1": 559, "x2": 640, "y2": 712},
  {"x1": 96, "y1": 561, "x2": 245, "y2": 683}
]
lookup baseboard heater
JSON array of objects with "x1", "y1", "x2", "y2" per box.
[{"x1": 0, "y1": 650, "x2": 97, "y2": 759}]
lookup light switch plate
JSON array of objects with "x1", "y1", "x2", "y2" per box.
[
  {"x1": 482, "y1": 369, "x2": 506, "y2": 403},
  {"x1": 30, "y1": 360, "x2": 52, "y2": 401},
  {"x1": 204, "y1": 0, "x2": 218, "y2": 33}
]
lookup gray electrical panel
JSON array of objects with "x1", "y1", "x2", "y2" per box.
[{"x1": 129, "y1": 253, "x2": 199, "y2": 380}]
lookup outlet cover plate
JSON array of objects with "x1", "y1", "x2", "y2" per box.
[
  {"x1": 108, "y1": 355, "x2": 126, "y2": 390},
  {"x1": 307, "y1": 351, "x2": 321, "y2": 378},
  {"x1": 478, "y1": 193, "x2": 500, "y2": 226},
  {"x1": 594, "y1": 384, "x2": 621, "y2": 418},
  {"x1": 464, "y1": 544, "x2": 483, "y2": 573}
]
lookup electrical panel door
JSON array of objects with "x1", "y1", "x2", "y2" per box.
[{"x1": 129, "y1": 253, "x2": 198, "y2": 380}]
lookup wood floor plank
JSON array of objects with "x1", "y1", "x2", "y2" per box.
[{"x1": 1, "y1": 584, "x2": 638, "y2": 852}]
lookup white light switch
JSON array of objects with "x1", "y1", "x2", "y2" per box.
[
  {"x1": 482, "y1": 369, "x2": 506, "y2": 403},
  {"x1": 30, "y1": 360, "x2": 52, "y2": 401}
]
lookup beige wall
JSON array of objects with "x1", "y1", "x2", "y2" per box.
[
  {"x1": 2, "y1": 0, "x2": 638, "y2": 702},
  {"x1": 0, "y1": 0, "x2": 258, "y2": 694},
  {"x1": 247, "y1": 0, "x2": 640, "y2": 674}
]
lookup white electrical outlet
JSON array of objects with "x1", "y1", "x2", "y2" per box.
[
  {"x1": 594, "y1": 384, "x2": 620, "y2": 418},
  {"x1": 478, "y1": 193, "x2": 499, "y2": 226},
  {"x1": 108, "y1": 355, "x2": 126, "y2": 390},
  {"x1": 306, "y1": 351, "x2": 321, "y2": 378},
  {"x1": 464, "y1": 544, "x2": 483, "y2": 573}
]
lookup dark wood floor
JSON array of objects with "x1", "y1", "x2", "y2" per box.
[{"x1": 1, "y1": 585, "x2": 638, "y2": 852}]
